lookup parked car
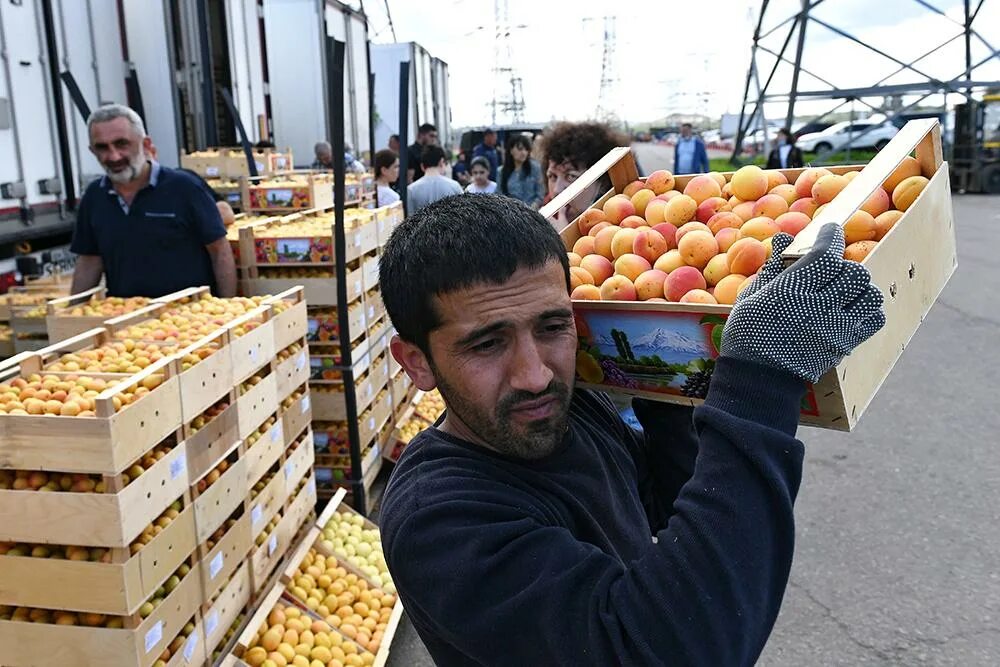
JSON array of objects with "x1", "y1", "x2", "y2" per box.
[
  {"x1": 796, "y1": 120, "x2": 899, "y2": 153},
  {"x1": 792, "y1": 121, "x2": 833, "y2": 139}
]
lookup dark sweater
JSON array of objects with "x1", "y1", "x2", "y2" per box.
[{"x1": 380, "y1": 356, "x2": 806, "y2": 666}]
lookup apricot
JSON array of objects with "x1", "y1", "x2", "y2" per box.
[
  {"x1": 600, "y1": 275, "x2": 637, "y2": 301},
  {"x1": 707, "y1": 211, "x2": 743, "y2": 235},
  {"x1": 715, "y1": 227, "x2": 742, "y2": 252},
  {"x1": 665, "y1": 266, "x2": 707, "y2": 301},
  {"x1": 765, "y1": 170, "x2": 788, "y2": 190},
  {"x1": 619, "y1": 215, "x2": 646, "y2": 229},
  {"x1": 732, "y1": 201, "x2": 755, "y2": 222},
  {"x1": 789, "y1": 197, "x2": 818, "y2": 218},
  {"x1": 630, "y1": 189, "x2": 656, "y2": 216},
  {"x1": 706, "y1": 171, "x2": 727, "y2": 189},
  {"x1": 814, "y1": 203, "x2": 828, "y2": 219},
  {"x1": 874, "y1": 210, "x2": 904, "y2": 240},
  {"x1": 843, "y1": 210, "x2": 877, "y2": 244},
  {"x1": 645, "y1": 170, "x2": 675, "y2": 194},
  {"x1": 614, "y1": 254, "x2": 652, "y2": 282},
  {"x1": 860, "y1": 187, "x2": 890, "y2": 217},
  {"x1": 634, "y1": 269, "x2": 669, "y2": 300},
  {"x1": 738, "y1": 275, "x2": 757, "y2": 296},
  {"x1": 622, "y1": 180, "x2": 646, "y2": 197},
  {"x1": 603, "y1": 195, "x2": 636, "y2": 224},
  {"x1": 663, "y1": 194, "x2": 698, "y2": 225},
  {"x1": 677, "y1": 230, "x2": 719, "y2": 270},
  {"x1": 576, "y1": 208, "x2": 607, "y2": 235},
  {"x1": 643, "y1": 199, "x2": 669, "y2": 225},
  {"x1": 657, "y1": 189, "x2": 682, "y2": 201},
  {"x1": 695, "y1": 197, "x2": 731, "y2": 223},
  {"x1": 609, "y1": 228, "x2": 639, "y2": 259},
  {"x1": 713, "y1": 273, "x2": 749, "y2": 305},
  {"x1": 703, "y1": 254, "x2": 731, "y2": 286},
  {"x1": 892, "y1": 175, "x2": 928, "y2": 211},
  {"x1": 752, "y1": 194, "x2": 789, "y2": 220},
  {"x1": 593, "y1": 226, "x2": 620, "y2": 259},
  {"x1": 769, "y1": 183, "x2": 798, "y2": 206},
  {"x1": 728, "y1": 238, "x2": 767, "y2": 275},
  {"x1": 731, "y1": 165, "x2": 769, "y2": 201},
  {"x1": 572, "y1": 236, "x2": 595, "y2": 257},
  {"x1": 740, "y1": 216, "x2": 780, "y2": 242},
  {"x1": 794, "y1": 167, "x2": 831, "y2": 199},
  {"x1": 774, "y1": 211, "x2": 811, "y2": 237},
  {"x1": 883, "y1": 156, "x2": 922, "y2": 194},
  {"x1": 571, "y1": 284, "x2": 601, "y2": 300},
  {"x1": 653, "y1": 249, "x2": 685, "y2": 274},
  {"x1": 569, "y1": 267, "x2": 595, "y2": 290},
  {"x1": 844, "y1": 240, "x2": 878, "y2": 263},
  {"x1": 811, "y1": 174, "x2": 849, "y2": 205},
  {"x1": 762, "y1": 236, "x2": 774, "y2": 260},
  {"x1": 675, "y1": 221, "x2": 712, "y2": 245},
  {"x1": 651, "y1": 223, "x2": 679, "y2": 249},
  {"x1": 683, "y1": 175, "x2": 722, "y2": 204},
  {"x1": 680, "y1": 289, "x2": 718, "y2": 305},
  {"x1": 588, "y1": 221, "x2": 612, "y2": 237},
  {"x1": 633, "y1": 229, "x2": 669, "y2": 264},
  {"x1": 580, "y1": 255, "x2": 614, "y2": 284},
  {"x1": 566, "y1": 252, "x2": 582, "y2": 267}
]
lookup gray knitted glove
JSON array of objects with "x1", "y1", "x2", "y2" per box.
[{"x1": 720, "y1": 225, "x2": 885, "y2": 383}]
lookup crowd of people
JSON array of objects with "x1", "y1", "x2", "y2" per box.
[{"x1": 363, "y1": 120, "x2": 628, "y2": 218}]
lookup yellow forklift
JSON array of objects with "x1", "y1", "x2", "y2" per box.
[{"x1": 953, "y1": 94, "x2": 1000, "y2": 194}]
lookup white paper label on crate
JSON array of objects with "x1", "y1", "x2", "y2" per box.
[
  {"x1": 354, "y1": 280, "x2": 362, "y2": 295},
  {"x1": 296, "y1": 351, "x2": 306, "y2": 371},
  {"x1": 308, "y1": 477, "x2": 316, "y2": 495},
  {"x1": 268, "y1": 533, "x2": 278, "y2": 555},
  {"x1": 249, "y1": 346, "x2": 259, "y2": 363},
  {"x1": 209, "y1": 552, "x2": 224, "y2": 580},
  {"x1": 368, "y1": 305, "x2": 375, "y2": 320},
  {"x1": 251, "y1": 503, "x2": 263, "y2": 526},
  {"x1": 183, "y1": 632, "x2": 199, "y2": 662},
  {"x1": 355, "y1": 234, "x2": 362, "y2": 247},
  {"x1": 301, "y1": 395, "x2": 311, "y2": 413},
  {"x1": 206, "y1": 166, "x2": 219, "y2": 177},
  {"x1": 144, "y1": 621, "x2": 163, "y2": 653},
  {"x1": 170, "y1": 454, "x2": 187, "y2": 480},
  {"x1": 368, "y1": 417, "x2": 375, "y2": 432},
  {"x1": 284, "y1": 460, "x2": 295, "y2": 479},
  {"x1": 271, "y1": 423, "x2": 283, "y2": 443},
  {"x1": 205, "y1": 610, "x2": 219, "y2": 637},
  {"x1": 255, "y1": 161, "x2": 265, "y2": 172}
]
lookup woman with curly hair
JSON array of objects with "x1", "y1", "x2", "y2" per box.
[{"x1": 540, "y1": 121, "x2": 628, "y2": 226}]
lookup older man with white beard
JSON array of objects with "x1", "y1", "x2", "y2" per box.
[{"x1": 70, "y1": 104, "x2": 237, "y2": 297}]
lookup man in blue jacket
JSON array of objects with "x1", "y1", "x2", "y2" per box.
[
  {"x1": 674, "y1": 122, "x2": 710, "y2": 174},
  {"x1": 472, "y1": 129, "x2": 500, "y2": 181},
  {"x1": 379, "y1": 194, "x2": 884, "y2": 666}
]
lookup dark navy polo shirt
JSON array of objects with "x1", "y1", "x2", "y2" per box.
[{"x1": 70, "y1": 162, "x2": 227, "y2": 297}]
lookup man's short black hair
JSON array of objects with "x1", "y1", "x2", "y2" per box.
[
  {"x1": 380, "y1": 194, "x2": 570, "y2": 353},
  {"x1": 418, "y1": 123, "x2": 437, "y2": 135},
  {"x1": 681, "y1": 122, "x2": 693, "y2": 129},
  {"x1": 420, "y1": 144, "x2": 447, "y2": 169},
  {"x1": 389, "y1": 134, "x2": 399, "y2": 141},
  {"x1": 484, "y1": 129, "x2": 496, "y2": 135}
]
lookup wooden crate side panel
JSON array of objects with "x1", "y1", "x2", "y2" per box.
[
  {"x1": 838, "y1": 164, "x2": 957, "y2": 428},
  {"x1": 310, "y1": 389, "x2": 345, "y2": 421},
  {"x1": 230, "y1": 319, "x2": 277, "y2": 384},
  {"x1": 138, "y1": 504, "x2": 199, "y2": 599},
  {"x1": 271, "y1": 300, "x2": 308, "y2": 352},
  {"x1": 237, "y1": 372, "x2": 279, "y2": 439},
  {"x1": 0, "y1": 555, "x2": 142, "y2": 615},
  {"x1": 200, "y1": 513, "x2": 253, "y2": 603},
  {"x1": 275, "y1": 345, "x2": 310, "y2": 402},
  {"x1": 248, "y1": 472, "x2": 287, "y2": 538},
  {"x1": 46, "y1": 314, "x2": 109, "y2": 343},
  {"x1": 185, "y1": 400, "x2": 241, "y2": 482},
  {"x1": 282, "y1": 438, "x2": 315, "y2": 494},
  {"x1": 194, "y1": 458, "x2": 249, "y2": 544},
  {"x1": 203, "y1": 563, "x2": 252, "y2": 655},
  {"x1": 280, "y1": 393, "x2": 312, "y2": 443},
  {"x1": 245, "y1": 420, "x2": 286, "y2": 487},
  {"x1": 178, "y1": 337, "x2": 235, "y2": 421}
]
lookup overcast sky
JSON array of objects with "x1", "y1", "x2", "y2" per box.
[{"x1": 362, "y1": 0, "x2": 1000, "y2": 127}]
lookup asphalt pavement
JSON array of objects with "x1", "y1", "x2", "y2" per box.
[{"x1": 383, "y1": 179, "x2": 1000, "y2": 665}]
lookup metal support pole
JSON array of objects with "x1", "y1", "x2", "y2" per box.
[
  {"x1": 39, "y1": 0, "x2": 76, "y2": 212},
  {"x1": 196, "y1": 0, "x2": 218, "y2": 147},
  {"x1": 732, "y1": 1, "x2": 768, "y2": 161},
  {"x1": 784, "y1": 0, "x2": 809, "y2": 130},
  {"x1": 964, "y1": 0, "x2": 973, "y2": 96},
  {"x1": 395, "y1": 61, "x2": 410, "y2": 215}
]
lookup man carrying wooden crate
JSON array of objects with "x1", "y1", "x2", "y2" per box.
[{"x1": 378, "y1": 194, "x2": 884, "y2": 665}]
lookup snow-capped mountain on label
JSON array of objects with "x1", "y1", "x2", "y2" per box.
[{"x1": 632, "y1": 328, "x2": 704, "y2": 353}]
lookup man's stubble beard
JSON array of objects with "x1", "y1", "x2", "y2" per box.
[{"x1": 431, "y1": 365, "x2": 575, "y2": 461}]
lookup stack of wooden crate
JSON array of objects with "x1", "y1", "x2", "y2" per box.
[{"x1": 0, "y1": 288, "x2": 318, "y2": 666}]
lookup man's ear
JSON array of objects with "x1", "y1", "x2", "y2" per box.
[
  {"x1": 390, "y1": 334, "x2": 437, "y2": 392},
  {"x1": 142, "y1": 136, "x2": 154, "y2": 157}
]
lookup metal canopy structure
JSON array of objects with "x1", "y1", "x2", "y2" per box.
[{"x1": 732, "y1": 0, "x2": 1000, "y2": 160}]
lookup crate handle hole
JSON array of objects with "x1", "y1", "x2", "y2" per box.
[
  {"x1": 889, "y1": 282, "x2": 898, "y2": 299},
  {"x1": 908, "y1": 263, "x2": 916, "y2": 280}
]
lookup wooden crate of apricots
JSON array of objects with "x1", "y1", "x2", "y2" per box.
[
  {"x1": 238, "y1": 207, "x2": 379, "y2": 307},
  {"x1": 242, "y1": 172, "x2": 336, "y2": 213},
  {"x1": 542, "y1": 119, "x2": 956, "y2": 431},
  {"x1": 221, "y1": 488, "x2": 404, "y2": 667},
  {"x1": 0, "y1": 292, "x2": 311, "y2": 666}
]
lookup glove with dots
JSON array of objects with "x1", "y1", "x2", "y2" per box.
[{"x1": 720, "y1": 224, "x2": 886, "y2": 383}]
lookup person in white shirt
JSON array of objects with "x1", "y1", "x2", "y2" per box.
[
  {"x1": 465, "y1": 157, "x2": 498, "y2": 194},
  {"x1": 375, "y1": 149, "x2": 400, "y2": 206},
  {"x1": 407, "y1": 145, "x2": 464, "y2": 214},
  {"x1": 766, "y1": 128, "x2": 804, "y2": 169}
]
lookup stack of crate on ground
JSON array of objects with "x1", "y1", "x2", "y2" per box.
[
  {"x1": 0, "y1": 287, "x2": 318, "y2": 667},
  {"x1": 219, "y1": 488, "x2": 405, "y2": 667},
  {"x1": 0, "y1": 278, "x2": 73, "y2": 355},
  {"x1": 236, "y1": 200, "x2": 407, "y2": 513},
  {"x1": 181, "y1": 147, "x2": 294, "y2": 212}
]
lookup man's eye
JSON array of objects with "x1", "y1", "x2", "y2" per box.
[
  {"x1": 543, "y1": 321, "x2": 571, "y2": 335},
  {"x1": 565, "y1": 173, "x2": 580, "y2": 183},
  {"x1": 470, "y1": 339, "x2": 499, "y2": 353}
]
